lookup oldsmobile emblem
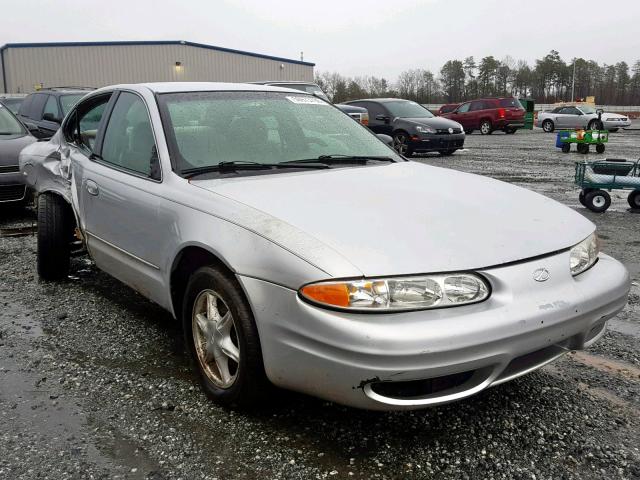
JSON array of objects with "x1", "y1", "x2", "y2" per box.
[{"x1": 533, "y1": 267, "x2": 550, "y2": 282}]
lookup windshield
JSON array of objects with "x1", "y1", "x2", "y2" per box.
[
  {"x1": 1, "y1": 98, "x2": 23, "y2": 114},
  {"x1": 60, "y1": 94, "x2": 86, "y2": 115},
  {"x1": 578, "y1": 105, "x2": 597, "y2": 114},
  {"x1": 158, "y1": 91, "x2": 399, "y2": 174},
  {"x1": 385, "y1": 101, "x2": 434, "y2": 118},
  {"x1": 0, "y1": 104, "x2": 25, "y2": 135}
]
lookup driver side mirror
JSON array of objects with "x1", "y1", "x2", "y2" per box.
[
  {"x1": 375, "y1": 114, "x2": 390, "y2": 124},
  {"x1": 42, "y1": 112, "x2": 61, "y2": 124},
  {"x1": 376, "y1": 133, "x2": 393, "y2": 146}
]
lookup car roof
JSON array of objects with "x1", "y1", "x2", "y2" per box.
[
  {"x1": 348, "y1": 98, "x2": 413, "y2": 104},
  {"x1": 249, "y1": 81, "x2": 317, "y2": 85},
  {"x1": 91, "y1": 82, "x2": 310, "y2": 95}
]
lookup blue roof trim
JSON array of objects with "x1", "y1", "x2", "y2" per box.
[{"x1": 0, "y1": 40, "x2": 315, "y2": 67}]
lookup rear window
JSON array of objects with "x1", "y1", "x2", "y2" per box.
[{"x1": 499, "y1": 98, "x2": 523, "y2": 109}]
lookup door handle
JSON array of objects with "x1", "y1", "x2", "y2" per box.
[{"x1": 85, "y1": 180, "x2": 99, "y2": 196}]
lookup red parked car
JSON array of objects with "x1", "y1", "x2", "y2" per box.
[{"x1": 441, "y1": 97, "x2": 525, "y2": 135}]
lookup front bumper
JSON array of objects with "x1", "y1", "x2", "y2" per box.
[
  {"x1": 239, "y1": 252, "x2": 629, "y2": 410},
  {"x1": 410, "y1": 133, "x2": 465, "y2": 152},
  {"x1": 0, "y1": 168, "x2": 28, "y2": 203},
  {"x1": 603, "y1": 120, "x2": 632, "y2": 129}
]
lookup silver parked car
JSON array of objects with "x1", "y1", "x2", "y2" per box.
[
  {"x1": 0, "y1": 103, "x2": 36, "y2": 204},
  {"x1": 20, "y1": 83, "x2": 629, "y2": 410},
  {"x1": 536, "y1": 105, "x2": 631, "y2": 132}
]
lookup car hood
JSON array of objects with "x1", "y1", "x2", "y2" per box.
[
  {"x1": 602, "y1": 112, "x2": 628, "y2": 119},
  {"x1": 399, "y1": 116, "x2": 462, "y2": 129},
  {"x1": 0, "y1": 134, "x2": 36, "y2": 166},
  {"x1": 193, "y1": 162, "x2": 593, "y2": 277}
]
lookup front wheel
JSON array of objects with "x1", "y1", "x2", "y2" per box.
[
  {"x1": 561, "y1": 143, "x2": 571, "y2": 153},
  {"x1": 542, "y1": 120, "x2": 555, "y2": 132},
  {"x1": 438, "y1": 149, "x2": 456, "y2": 156},
  {"x1": 392, "y1": 132, "x2": 412, "y2": 156},
  {"x1": 182, "y1": 266, "x2": 269, "y2": 407},
  {"x1": 37, "y1": 193, "x2": 72, "y2": 280},
  {"x1": 628, "y1": 190, "x2": 640, "y2": 209},
  {"x1": 479, "y1": 120, "x2": 492, "y2": 135},
  {"x1": 584, "y1": 190, "x2": 611, "y2": 213}
]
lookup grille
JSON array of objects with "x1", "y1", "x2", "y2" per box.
[
  {"x1": 435, "y1": 128, "x2": 463, "y2": 135},
  {"x1": 0, "y1": 184, "x2": 26, "y2": 202},
  {"x1": 0, "y1": 165, "x2": 20, "y2": 174}
]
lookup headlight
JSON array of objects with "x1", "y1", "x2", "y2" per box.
[
  {"x1": 416, "y1": 125, "x2": 436, "y2": 134},
  {"x1": 570, "y1": 232, "x2": 600, "y2": 276},
  {"x1": 299, "y1": 273, "x2": 490, "y2": 311}
]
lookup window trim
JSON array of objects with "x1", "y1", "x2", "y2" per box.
[
  {"x1": 62, "y1": 92, "x2": 114, "y2": 156},
  {"x1": 93, "y1": 89, "x2": 163, "y2": 183}
]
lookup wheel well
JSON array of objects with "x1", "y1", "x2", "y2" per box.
[
  {"x1": 543, "y1": 119, "x2": 554, "y2": 125},
  {"x1": 480, "y1": 118, "x2": 492, "y2": 125},
  {"x1": 170, "y1": 246, "x2": 235, "y2": 320}
]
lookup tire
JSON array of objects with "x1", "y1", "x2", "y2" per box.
[
  {"x1": 561, "y1": 143, "x2": 571, "y2": 153},
  {"x1": 596, "y1": 144, "x2": 605, "y2": 154},
  {"x1": 579, "y1": 191, "x2": 586, "y2": 206},
  {"x1": 37, "y1": 193, "x2": 72, "y2": 280},
  {"x1": 584, "y1": 190, "x2": 611, "y2": 213},
  {"x1": 542, "y1": 120, "x2": 555, "y2": 133},
  {"x1": 479, "y1": 120, "x2": 493, "y2": 135},
  {"x1": 182, "y1": 266, "x2": 269, "y2": 408},
  {"x1": 588, "y1": 120, "x2": 602, "y2": 131},
  {"x1": 628, "y1": 190, "x2": 640, "y2": 209},
  {"x1": 392, "y1": 132, "x2": 412, "y2": 156},
  {"x1": 438, "y1": 149, "x2": 456, "y2": 156}
]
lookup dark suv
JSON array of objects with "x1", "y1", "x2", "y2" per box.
[
  {"x1": 17, "y1": 88, "x2": 92, "y2": 138},
  {"x1": 441, "y1": 97, "x2": 525, "y2": 135},
  {"x1": 344, "y1": 98, "x2": 465, "y2": 156}
]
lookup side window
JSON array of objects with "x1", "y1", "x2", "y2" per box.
[
  {"x1": 18, "y1": 95, "x2": 33, "y2": 117},
  {"x1": 101, "y1": 92, "x2": 159, "y2": 179},
  {"x1": 363, "y1": 103, "x2": 385, "y2": 121},
  {"x1": 469, "y1": 101, "x2": 484, "y2": 112},
  {"x1": 457, "y1": 103, "x2": 471, "y2": 113},
  {"x1": 64, "y1": 95, "x2": 111, "y2": 153},
  {"x1": 43, "y1": 95, "x2": 60, "y2": 120},
  {"x1": 551, "y1": 107, "x2": 562, "y2": 114},
  {"x1": 29, "y1": 94, "x2": 48, "y2": 120}
]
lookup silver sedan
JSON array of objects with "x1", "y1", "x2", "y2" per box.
[
  {"x1": 537, "y1": 105, "x2": 631, "y2": 132},
  {"x1": 20, "y1": 83, "x2": 630, "y2": 410}
]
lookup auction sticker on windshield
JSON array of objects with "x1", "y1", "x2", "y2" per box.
[{"x1": 286, "y1": 96, "x2": 328, "y2": 105}]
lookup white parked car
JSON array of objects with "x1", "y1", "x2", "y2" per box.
[{"x1": 537, "y1": 105, "x2": 631, "y2": 132}]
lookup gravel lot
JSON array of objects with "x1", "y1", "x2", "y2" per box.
[{"x1": 1, "y1": 126, "x2": 639, "y2": 480}]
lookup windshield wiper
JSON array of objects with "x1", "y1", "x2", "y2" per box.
[
  {"x1": 285, "y1": 155, "x2": 396, "y2": 165},
  {"x1": 181, "y1": 160, "x2": 329, "y2": 178}
]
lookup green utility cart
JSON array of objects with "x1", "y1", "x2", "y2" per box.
[
  {"x1": 557, "y1": 129, "x2": 608, "y2": 154},
  {"x1": 575, "y1": 159, "x2": 640, "y2": 212},
  {"x1": 518, "y1": 98, "x2": 535, "y2": 130}
]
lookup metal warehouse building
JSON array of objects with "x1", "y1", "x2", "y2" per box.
[{"x1": 0, "y1": 40, "x2": 315, "y2": 93}]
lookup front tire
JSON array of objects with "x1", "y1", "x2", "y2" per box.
[
  {"x1": 392, "y1": 132, "x2": 412, "y2": 156},
  {"x1": 584, "y1": 190, "x2": 611, "y2": 213},
  {"x1": 542, "y1": 120, "x2": 555, "y2": 132},
  {"x1": 588, "y1": 120, "x2": 602, "y2": 131},
  {"x1": 479, "y1": 120, "x2": 493, "y2": 135},
  {"x1": 561, "y1": 143, "x2": 571, "y2": 153},
  {"x1": 182, "y1": 266, "x2": 268, "y2": 407},
  {"x1": 628, "y1": 190, "x2": 640, "y2": 209},
  {"x1": 37, "y1": 193, "x2": 72, "y2": 280}
]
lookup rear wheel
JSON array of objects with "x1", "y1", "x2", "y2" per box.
[
  {"x1": 561, "y1": 143, "x2": 571, "y2": 153},
  {"x1": 438, "y1": 149, "x2": 456, "y2": 156},
  {"x1": 37, "y1": 193, "x2": 72, "y2": 280},
  {"x1": 542, "y1": 120, "x2": 554, "y2": 132},
  {"x1": 596, "y1": 144, "x2": 605, "y2": 154},
  {"x1": 392, "y1": 132, "x2": 412, "y2": 156},
  {"x1": 584, "y1": 190, "x2": 611, "y2": 213},
  {"x1": 628, "y1": 190, "x2": 640, "y2": 209},
  {"x1": 479, "y1": 120, "x2": 492, "y2": 135},
  {"x1": 182, "y1": 266, "x2": 269, "y2": 407},
  {"x1": 579, "y1": 188, "x2": 594, "y2": 207}
]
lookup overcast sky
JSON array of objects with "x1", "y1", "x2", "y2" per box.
[{"x1": 3, "y1": 0, "x2": 640, "y2": 80}]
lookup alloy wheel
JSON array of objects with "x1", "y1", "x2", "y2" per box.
[
  {"x1": 192, "y1": 289, "x2": 240, "y2": 389},
  {"x1": 543, "y1": 120, "x2": 553, "y2": 132},
  {"x1": 393, "y1": 134, "x2": 408, "y2": 155},
  {"x1": 480, "y1": 122, "x2": 491, "y2": 135}
]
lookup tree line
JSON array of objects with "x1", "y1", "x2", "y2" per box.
[{"x1": 315, "y1": 50, "x2": 640, "y2": 105}]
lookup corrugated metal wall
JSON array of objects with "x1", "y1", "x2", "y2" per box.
[{"x1": 1, "y1": 43, "x2": 314, "y2": 93}]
